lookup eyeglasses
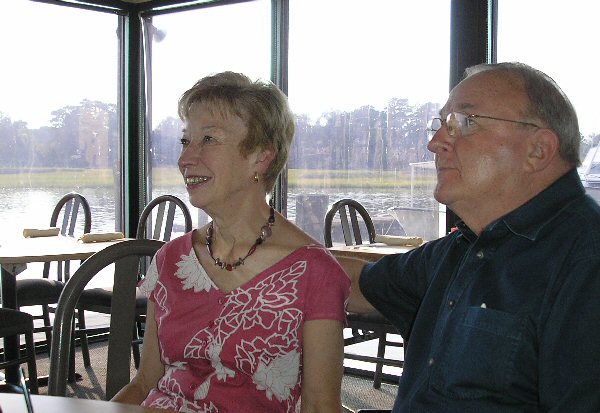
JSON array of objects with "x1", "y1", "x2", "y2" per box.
[{"x1": 427, "y1": 112, "x2": 540, "y2": 141}]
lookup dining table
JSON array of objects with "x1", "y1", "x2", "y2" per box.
[
  {"x1": 0, "y1": 393, "x2": 177, "y2": 413},
  {"x1": 328, "y1": 243, "x2": 418, "y2": 262},
  {"x1": 0, "y1": 235, "x2": 128, "y2": 385}
]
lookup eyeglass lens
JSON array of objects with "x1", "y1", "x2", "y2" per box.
[
  {"x1": 427, "y1": 118, "x2": 442, "y2": 140},
  {"x1": 427, "y1": 113, "x2": 467, "y2": 140}
]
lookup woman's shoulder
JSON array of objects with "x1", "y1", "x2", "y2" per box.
[
  {"x1": 162, "y1": 229, "x2": 194, "y2": 248},
  {"x1": 273, "y1": 218, "x2": 321, "y2": 248},
  {"x1": 154, "y1": 230, "x2": 195, "y2": 261},
  {"x1": 277, "y1": 244, "x2": 345, "y2": 279}
]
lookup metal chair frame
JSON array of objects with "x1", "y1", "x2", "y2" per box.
[
  {"x1": 324, "y1": 198, "x2": 376, "y2": 247},
  {"x1": 48, "y1": 239, "x2": 165, "y2": 399},
  {"x1": 0, "y1": 308, "x2": 39, "y2": 394},
  {"x1": 76, "y1": 195, "x2": 192, "y2": 367},
  {"x1": 16, "y1": 192, "x2": 91, "y2": 353},
  {"x1": 324, "y1": 198, "x2": 404, "y2": 388}
]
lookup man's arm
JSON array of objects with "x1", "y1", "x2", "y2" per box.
[{"x1": 335, "y1": 256, "x2": 377, "y2": 313}]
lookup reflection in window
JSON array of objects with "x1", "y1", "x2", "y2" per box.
[
  {"x1": 0, "y1": 0, "x2": 120, "y2": 240},
  {"x1": 145, "y1": 0, "x2": 271, "y2": 233},
  {"x1": 288, "y1": 1, "x2": 450, "y2": 242}
]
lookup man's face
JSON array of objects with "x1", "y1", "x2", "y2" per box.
[{"x1": 427, "y1": 71, "x2": 536, "y2": 220}]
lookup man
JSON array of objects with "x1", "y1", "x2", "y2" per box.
[{"x1": 343, "y1": 62, "x2": 600, "y2": 412}]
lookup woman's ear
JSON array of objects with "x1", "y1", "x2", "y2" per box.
[{"x1": 254, "y1": 149, "x2": 276, "y2": 173}]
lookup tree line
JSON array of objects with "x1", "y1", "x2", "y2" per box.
[{"x1": 2, "y1": 98, "x2": 598, "y2": 173}]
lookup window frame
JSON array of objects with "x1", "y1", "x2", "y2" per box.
[{"x1": 22, "y1": 0, "x2": 495, "y2": 235}]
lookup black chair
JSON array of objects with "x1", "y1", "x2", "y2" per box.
[
  {"x1": 47, "y1": 239, "x2": 165, "y2": 399},
  {"x1": 324, "y1": 199, "x2": 404, "y2": 389},
  {"x1": 134, "y1": 194, "x2": 193, "y2": 241},
  {"x1": 324, "y1": 198, "x2": 376, "y2": 247},
  {"x1": 0, "y1": 308, "x2": 39, "y2": 394},
  {"x1": 16, "y1": 192, "x2": 91, "y2": 354},
  {"x1": 76, "y1": 195, "x2": 192, "y2": 367}
]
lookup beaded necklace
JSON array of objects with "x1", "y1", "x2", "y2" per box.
[{"x1": 206, "y1": 207, "x2": 275, "y2": 271}]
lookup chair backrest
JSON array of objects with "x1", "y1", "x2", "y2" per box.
[
  {"x1": 47, "y1": 192, "x2": 92, "y2": 281},
  {"x1": 136, "y1": 194, "x2": 192, "y2": 242},
  {"x1": 323, "y1": 198, "x2": 376, "y2": 247},
  {"x1": 50, "y1": 192, "x2": 92, "y2": 237},
  {"x1": 47, "y1": 239, "x2": 165, "y2": 399}
]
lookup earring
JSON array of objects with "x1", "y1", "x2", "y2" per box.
[{"x1": 254, "y1": 172, "x2": 260, "y2": 182}]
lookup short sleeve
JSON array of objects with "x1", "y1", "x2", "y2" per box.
[
  {"x1": 359, "y1": 246, "x2": 432, "y2": 337},
  {"x1": 303, "y1": 247, "x2": 351, "y2": 323},
  {"x1": 138, "y1": 257, "x2": 159, "y2": 299}
]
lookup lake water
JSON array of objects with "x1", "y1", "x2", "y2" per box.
[{"x1": 0, "y1": 185, "x2": 442, "y2": 242}]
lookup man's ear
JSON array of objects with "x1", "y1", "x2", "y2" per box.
[{"x1": 526, "y1": 128, "x2": 560, "y2": 172}]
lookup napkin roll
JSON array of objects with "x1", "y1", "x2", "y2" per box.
[
  {"x1": 374, "y1": 234, "x2": 424, "y2": 247},
  {"x1": 79, "y1": 232, "x2": 125, "y2": 243},
  {"x1": 23, "y1": 227, "x2": 60, "y2": 238}
]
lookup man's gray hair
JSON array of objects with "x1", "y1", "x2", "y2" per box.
[{"x1": 465, "y1": 62, "x2": 581, "y2": 167}]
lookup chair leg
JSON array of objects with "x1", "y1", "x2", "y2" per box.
[
  {"x1": 132, "y1": 324, "x2": 141, "y2": 369},
  {"x1": 373, "y1": 332, "x2": 387, "y2": 389},
  {"x1": 24, "y1": 330, "x2": 39, "y2": 394},
  {"x1": 77, "y1": 309, "x2": 91, "y2": 367},
  {"x1": 42, "y1": 305, "x2": 53, "y2": 356}
]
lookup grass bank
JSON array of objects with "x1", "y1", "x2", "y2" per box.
[
  {"x1": 0, "y1": 167, "x2": 435, "y2": 190},
  {"x1": 0, "y1": 168, "x2": 117, "y2": 187}
]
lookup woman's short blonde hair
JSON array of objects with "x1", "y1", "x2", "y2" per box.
[{"x1": 178, "y1": 71, "x2": 295, "y2": 193}]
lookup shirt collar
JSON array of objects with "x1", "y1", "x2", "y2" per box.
[
  {"x1": 455, "y1": 169, "x2": 585, "y2": 243},
  {"x1": 500, "y1": 169, "x2": 585, "y2": 241}
]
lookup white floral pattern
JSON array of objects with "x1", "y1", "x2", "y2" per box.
[
  {"x1": 253, "y1": 350, "x2": 300, "y2": 401},
  {"x1": 176, "y1": 250, "x2": 213, "y2": 292},
  {"x1": 138, "y1": 259, "x2": 159, "y2": 297},
  {"x1": 139, "y1": 232, "x2": 350, "y2": 413},
  {"x1": 181, "y1": 261, "x2": 306, "y2": 409}
]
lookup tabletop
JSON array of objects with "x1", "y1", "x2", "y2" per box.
[
  {"x1": 328, "y1": 243, "x2": 417, "y2": 262},
  {"x1": 0, "y1": 235, "x2": 130, "y2": 385},
  {"x1": 0, "y1": 393, "x2": 176, "y2": 413},
  {"x1": 0, "y1": 235, "x2": 128, "y2": 268},
  {"x1": 1, "y1": 235, "x2": 130, "y2": 308}
]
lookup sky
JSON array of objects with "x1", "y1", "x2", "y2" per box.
[
  {"x1": 0, "y1": 1, "x2": 118, "y2": 128},
  {"x1": 1, "y1": 0, "x2": 599, "y2": 136}
]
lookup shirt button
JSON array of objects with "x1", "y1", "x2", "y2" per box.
[
  {"x1": 476, "y1": 250, "x2": 484, "y2": 259},
  {"x1": 428, "y1": 357, "x2": 435, "y2": 366},
  {"x1": 448, "y1": 299, "x2": 455, "y2": 308},
  {"x1": 218, "y1": 297, "x2": 225, "y2": 305}
]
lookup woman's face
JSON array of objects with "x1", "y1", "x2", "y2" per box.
[{"x1": 177, "y1": 102, "x2": 257, "y2": 212}]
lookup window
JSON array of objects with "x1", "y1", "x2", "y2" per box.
[
  {"x1": 287, "y1": 0, "x2": 450, "y2": 243},
  {"x1": 0, "y1": 0, "x2": 120, "y2": 241},
  {"x1": 497, "y1": 0, "x2": 600, "y2": 203},
  {"x1": 145, "y1": 0, "x2": 271, "y2": 233},
  {"x1": 286, "y1": 0, "x2": 450, "y2": 377}
]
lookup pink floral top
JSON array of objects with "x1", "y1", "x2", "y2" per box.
[{"x1": 138, "y1": 231, "x2": 350, "y2": 413}]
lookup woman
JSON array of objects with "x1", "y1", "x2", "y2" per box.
[{"x1": 112, "y1": 72, "x2": 350, "y2": 412}]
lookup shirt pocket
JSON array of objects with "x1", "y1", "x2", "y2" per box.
[{"x1": 430, "y1": 306, "x2": 525, "y2": 400}]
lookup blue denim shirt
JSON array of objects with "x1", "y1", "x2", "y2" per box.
[{"x1": 360, "y1": 169, "x2": 600, "y2": 412}]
